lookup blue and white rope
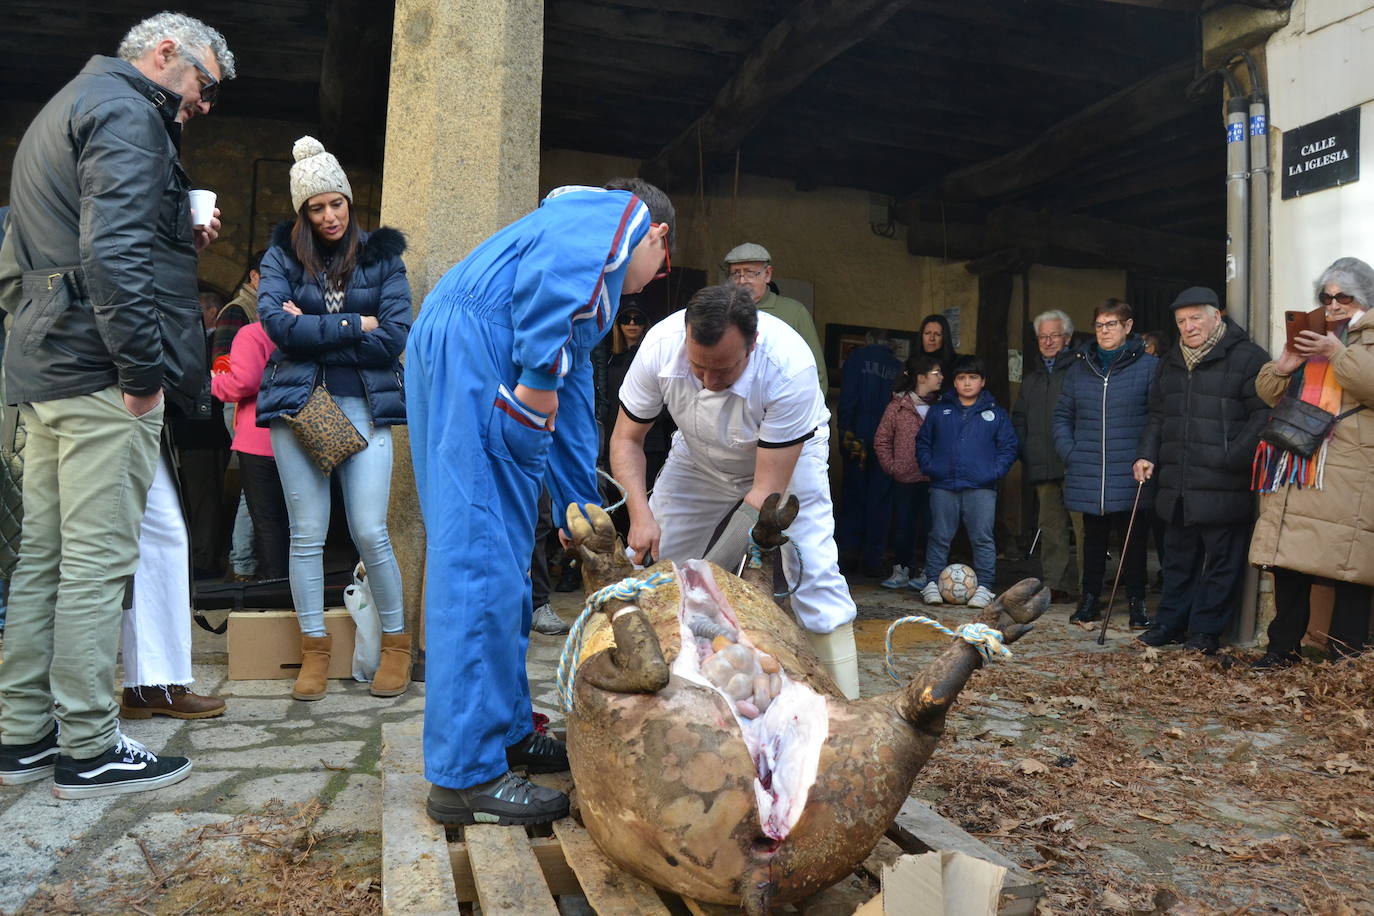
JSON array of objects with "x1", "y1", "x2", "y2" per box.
[
  {"x1": 556, "y1": 571, "x2": 672, "y2": 712},
  {"x1": 883, "y1": 615, "x2": 1012, "y2": 684},
  {"x1": 598, "y1": 469, "x2": 627, "y2": 513},
  {"x1": 747, "y1": 535, "x2": 804, "y2": 599}
]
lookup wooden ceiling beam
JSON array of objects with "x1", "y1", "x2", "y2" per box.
[
  {"x1": 639, "y1": 0, "x2": 916, "y2": 190},
  {"x1": 898, "y1": 58, "x2": 1204, "y2": 209}
]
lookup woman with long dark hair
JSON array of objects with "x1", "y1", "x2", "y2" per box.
[
  {"x1": 256, "y1": 137, "x2": 412, "y2": 702},
  {"x1": 918, "y1": 314, "x2": 956, "y2": 387}
]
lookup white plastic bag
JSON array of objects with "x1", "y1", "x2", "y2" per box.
[{"x1": 343, "y1": 560, "x2": 382, "y2": 682}]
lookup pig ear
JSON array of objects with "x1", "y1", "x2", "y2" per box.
[{"x1": 778, "y1": 494, "x2": 800, "y2": 529}]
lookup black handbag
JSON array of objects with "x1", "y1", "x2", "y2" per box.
[{"x1": 1260, "y1": 392, "x2": 1365, "y2": 458}]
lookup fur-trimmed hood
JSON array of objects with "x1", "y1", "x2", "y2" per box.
[{"x1": 269, "y1": 221, "x2": 406, "y2": 267}]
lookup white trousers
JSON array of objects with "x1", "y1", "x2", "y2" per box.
[
  {"x1": 121, "y1": 453, "x2": 193, "y2": 687},
  {"x1": 650, "y1": 443, "x2": 857, "y2": 634}
]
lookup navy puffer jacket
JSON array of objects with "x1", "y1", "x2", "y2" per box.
[
  {"x1": 1053, "y1": 337, "x2": 1157, "y2": 515},
  {"x1": 256, "y1": 223, "x2": 411, "y2": 427}
]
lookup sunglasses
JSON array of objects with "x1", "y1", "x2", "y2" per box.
[
  {"x1": 618, "y1": 313, "x2": 646, "y2": 326},
  {"x1": 1320, "y1": 291, "x2": 1356, "y2": 306},
  {"x1": 182, "y1": 53, "x2": 220, "y2": 107}
]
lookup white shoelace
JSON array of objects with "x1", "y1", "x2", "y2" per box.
[{"x1": 113, "y1": 732, "x2": 156, "y2": 763}]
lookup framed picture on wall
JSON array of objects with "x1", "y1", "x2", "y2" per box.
[{"x1": 824, "y1": 323, "x2": 923, "y2": 378}]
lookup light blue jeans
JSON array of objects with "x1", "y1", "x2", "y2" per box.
[
  {"x1": 925, "y1": 486, "x2": 998, "y2": 589},
  {"x1": 270, "y1": 396, "x2": 405, "y2": 637},
  {"x1": 228, "y1": 490, "x2": 256, "y2": 576}
]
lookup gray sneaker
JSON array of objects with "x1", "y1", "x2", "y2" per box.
[
  {"x1": 531, "y1": 603, "x2": 570, "y2": 635},
  {"x1": 426, "y1": 771, "x2": 569, "y2": 826}
]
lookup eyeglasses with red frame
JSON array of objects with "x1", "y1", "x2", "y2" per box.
[{"x1": 653, "y1": 232, "x2": 671, "y2": 281}]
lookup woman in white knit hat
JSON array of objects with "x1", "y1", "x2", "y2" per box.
[{"x1": 255, "y1": 136, "x2": 413, "y2": 701}]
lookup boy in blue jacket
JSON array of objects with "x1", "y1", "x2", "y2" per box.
[
  {"x1": 405, "y1": 179, "x2": 673, "y2": 828},
  {"x1": 915, "y1": 355, "x2": 1018, "y2": 609}
]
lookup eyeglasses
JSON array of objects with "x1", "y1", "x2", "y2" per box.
[
  {"x1": 1036, "y1": 334, "x2": 1066, "y2": 343},
  {"x1": 728, "y1": 267, "x2": 766, "y2": 281},
  {"x1": 618, "y1": 313, "x2": 645, "y2": 326},
  {"x1": 1320, "y1": 291, "x2": 1356, "y2": 306},
  {"x1": 182, "y1": 53, "x2": 220, "y2": 107},
  {"x1": 653, "y1": 238, "x2": 671, "y2": 282},
  {"x1": 1094, "y1": 320, "x2": 1124, "y2": 332}
]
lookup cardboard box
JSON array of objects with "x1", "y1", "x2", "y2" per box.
[{"x1": 228, "y1": 609, "x2": 356, "y2": 680}]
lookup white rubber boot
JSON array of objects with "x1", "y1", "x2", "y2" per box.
[{"x1": 807, "y1": 621, "x2": 861, "y2": 700}]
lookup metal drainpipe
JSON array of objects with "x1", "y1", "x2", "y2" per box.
[
  {"x1": 1237, "y1": 50, "x2": 1271, "y2": 648},
  {"x1": 1238, "y1": 50, "x2": 1271, "y2": 350},
  {"x1": 1223, "y1": 72, "x2": 1250, "y2": 328}
]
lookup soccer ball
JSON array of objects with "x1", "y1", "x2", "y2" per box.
[{"x1": 938, "y1": 564, "x2": 978, "y2": 604}]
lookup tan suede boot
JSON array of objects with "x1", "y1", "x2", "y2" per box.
[
  {"x1": 291, "y1": 635, "x2": 332, "y2": 701},
  {"x1": 370, "y1": 633, "x2": 412, "y2": 698}
]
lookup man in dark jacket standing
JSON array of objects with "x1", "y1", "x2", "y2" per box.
[
  {"x1": 0, "y1": 13, "x2": 233, "y2": 798},
  {"x1": 1133, "y1": 287, "x2": 1269, "y2": 654},
  {"x1": 837, "y1": 332, "x2": 902, "y2": 579},
  {"x1": 1013, "y1": 309, "x2": 1080, "y2": 602}
]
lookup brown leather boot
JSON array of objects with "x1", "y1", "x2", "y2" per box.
[
  {"x1": 121, "y1": 685, "x2": 226, "y2": 719},
  {"x1": 370, "y1": 633, "x2": 412, "y2": 698},
  {"x1": 292, "y1": 635, "x2": 332, "y2": 701}
]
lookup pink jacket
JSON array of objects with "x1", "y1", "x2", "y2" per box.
[
  {"x1": 210, "y1": 322, "x2": 276, "y2": 458},
  {"x1": 873, "y1": 392, "x2": 929, "y2": 483}
]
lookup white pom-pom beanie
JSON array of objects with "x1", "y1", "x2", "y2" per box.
[{"x1": 289, "y1": 136, "x2": 353, "y2": 213}]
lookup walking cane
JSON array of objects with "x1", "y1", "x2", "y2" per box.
[{"x1": 1097, "y1": 479, "x2": 1145, "y2": 646}]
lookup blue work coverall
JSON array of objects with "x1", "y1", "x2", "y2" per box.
[
  {"x1": 405, "y1": 186, "x2": 652, "y2": 790},
  {"x1": 836, "y1": 342, "x2": 901, "y2": 569}
]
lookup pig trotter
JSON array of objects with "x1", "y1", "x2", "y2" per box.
[
  {"x1": 566, "y1": 502, "x2": 635, "y2": 589},
  {"x1": 899, "y1": 577, "x2": 1050, "y2": 733},
  {"x1": 580, "y1": 605, "x2": 670, "y2": 694},
  {"x1": 750, "y1": 493, "x2": 799, "y2": 551}
]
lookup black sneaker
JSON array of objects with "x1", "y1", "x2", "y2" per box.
[
  {"x1": 0, "y1": 725, "x2": 59, "y2": 785},
  {"x1": 506, "y1": 730, "x2": 569, "y2": 774},
  {"x1": 1251, "y1": 650, "x2": 1301, "y2": 670},
  {"x1": 1137, "y1": 624, "x2": 1185, "y2": 648},
  {"x1": 1128, "y1": 597, "x2": 1151, "y2": 630},
  {"x1": 52, "y1": 733, "x2": 192, "y2": 799},
  {"x1": 1184, "y1": 632, "x2": 1220, "y2": 655},
  {"x1": 427, "y1": 771, "x2": 569, "y2": 826},
  {"x1": 1069, "y1": 593, "x2": 1101, "y2": 625}
]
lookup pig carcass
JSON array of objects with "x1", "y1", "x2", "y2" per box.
[{"x1": 563, "y1": 496, "x2": 1046, "y2": 913}]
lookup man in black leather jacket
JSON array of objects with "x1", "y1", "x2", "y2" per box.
[{"x1": 0, "y1": 13, "x2": 234, "y2": 800}]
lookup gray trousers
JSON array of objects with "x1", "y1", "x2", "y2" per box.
[
  {"x1": 1035, "y1": 481, "x2": 1082, "y2": 594},
  {"x1": 0, "y1": 386, "x2": 162, "y2": 758}
]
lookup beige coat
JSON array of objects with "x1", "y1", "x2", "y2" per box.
[{"x1": 1248, "y1": 314, "x2": 1374, "y2": 585}]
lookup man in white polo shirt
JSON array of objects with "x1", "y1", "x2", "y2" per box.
[{"x1": 609, "y1": 284, "x2": 860, "y2": 697}]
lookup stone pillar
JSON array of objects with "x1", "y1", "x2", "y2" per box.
[{"x1": 380, "y1": 0, "x2": 544, "y2": 667}]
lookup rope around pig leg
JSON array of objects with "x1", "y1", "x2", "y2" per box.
[
  {"x1": 557, "y1": 571, "x2": 672, "y2": 712},
  {"x1": 883, "y1": 616, "x2": 1012, "y2": 684}
]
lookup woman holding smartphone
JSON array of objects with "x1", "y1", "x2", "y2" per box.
[{"x1": 1250, "y1": 257, "x2": 1374, "y2": 668}]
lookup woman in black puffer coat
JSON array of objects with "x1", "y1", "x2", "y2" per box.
[
  {"x1": 257, "y1": 136, "x2": 412, "y2": 702},
  {"x1": 1053, "y1": 299, "x2": 1157, "y2": 627}
]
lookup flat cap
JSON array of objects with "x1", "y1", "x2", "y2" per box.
[
  {"x1": 1169, "y1": 286, "x2": 1220, "y2": 310},
  {"x1": 722, "y1": 242, "x2": 772, "y2": 266}
]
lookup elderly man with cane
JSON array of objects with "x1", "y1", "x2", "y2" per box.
[{"x1": 1133, "y1": 288, "x2": 1270, "y2": 653}]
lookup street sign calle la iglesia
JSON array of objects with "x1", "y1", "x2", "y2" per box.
[{"x1": 1282, "y1": 108, "x2": 1360, "y2": 199}]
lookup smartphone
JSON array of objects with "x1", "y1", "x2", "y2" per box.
[{"x1": 1284, "y1": 310, "x2": 1307, "y2": 350}]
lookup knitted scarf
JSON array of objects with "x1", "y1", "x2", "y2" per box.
[
  {"x1": 1251, "y1": 318, "x2": 1351, "y2": 492},
  {"x1": 1180, "y1": 320, "x2": 1226, "y2": 371}
]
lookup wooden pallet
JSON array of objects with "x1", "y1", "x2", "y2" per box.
[{"x1": 381, "y1": 720, "x2": 1041, "y2": 915}]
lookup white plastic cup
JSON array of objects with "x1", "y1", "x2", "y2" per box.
[{"x1": 188, "y1": 189, "x2": 217, "y2": 229}]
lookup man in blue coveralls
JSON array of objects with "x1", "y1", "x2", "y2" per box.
[
  {"x1": 406, "y1": 179, "x2": 674, "y2": 826},
  {"x1": 836, "y1": 332, "x2": 901, "y2": 579}
]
